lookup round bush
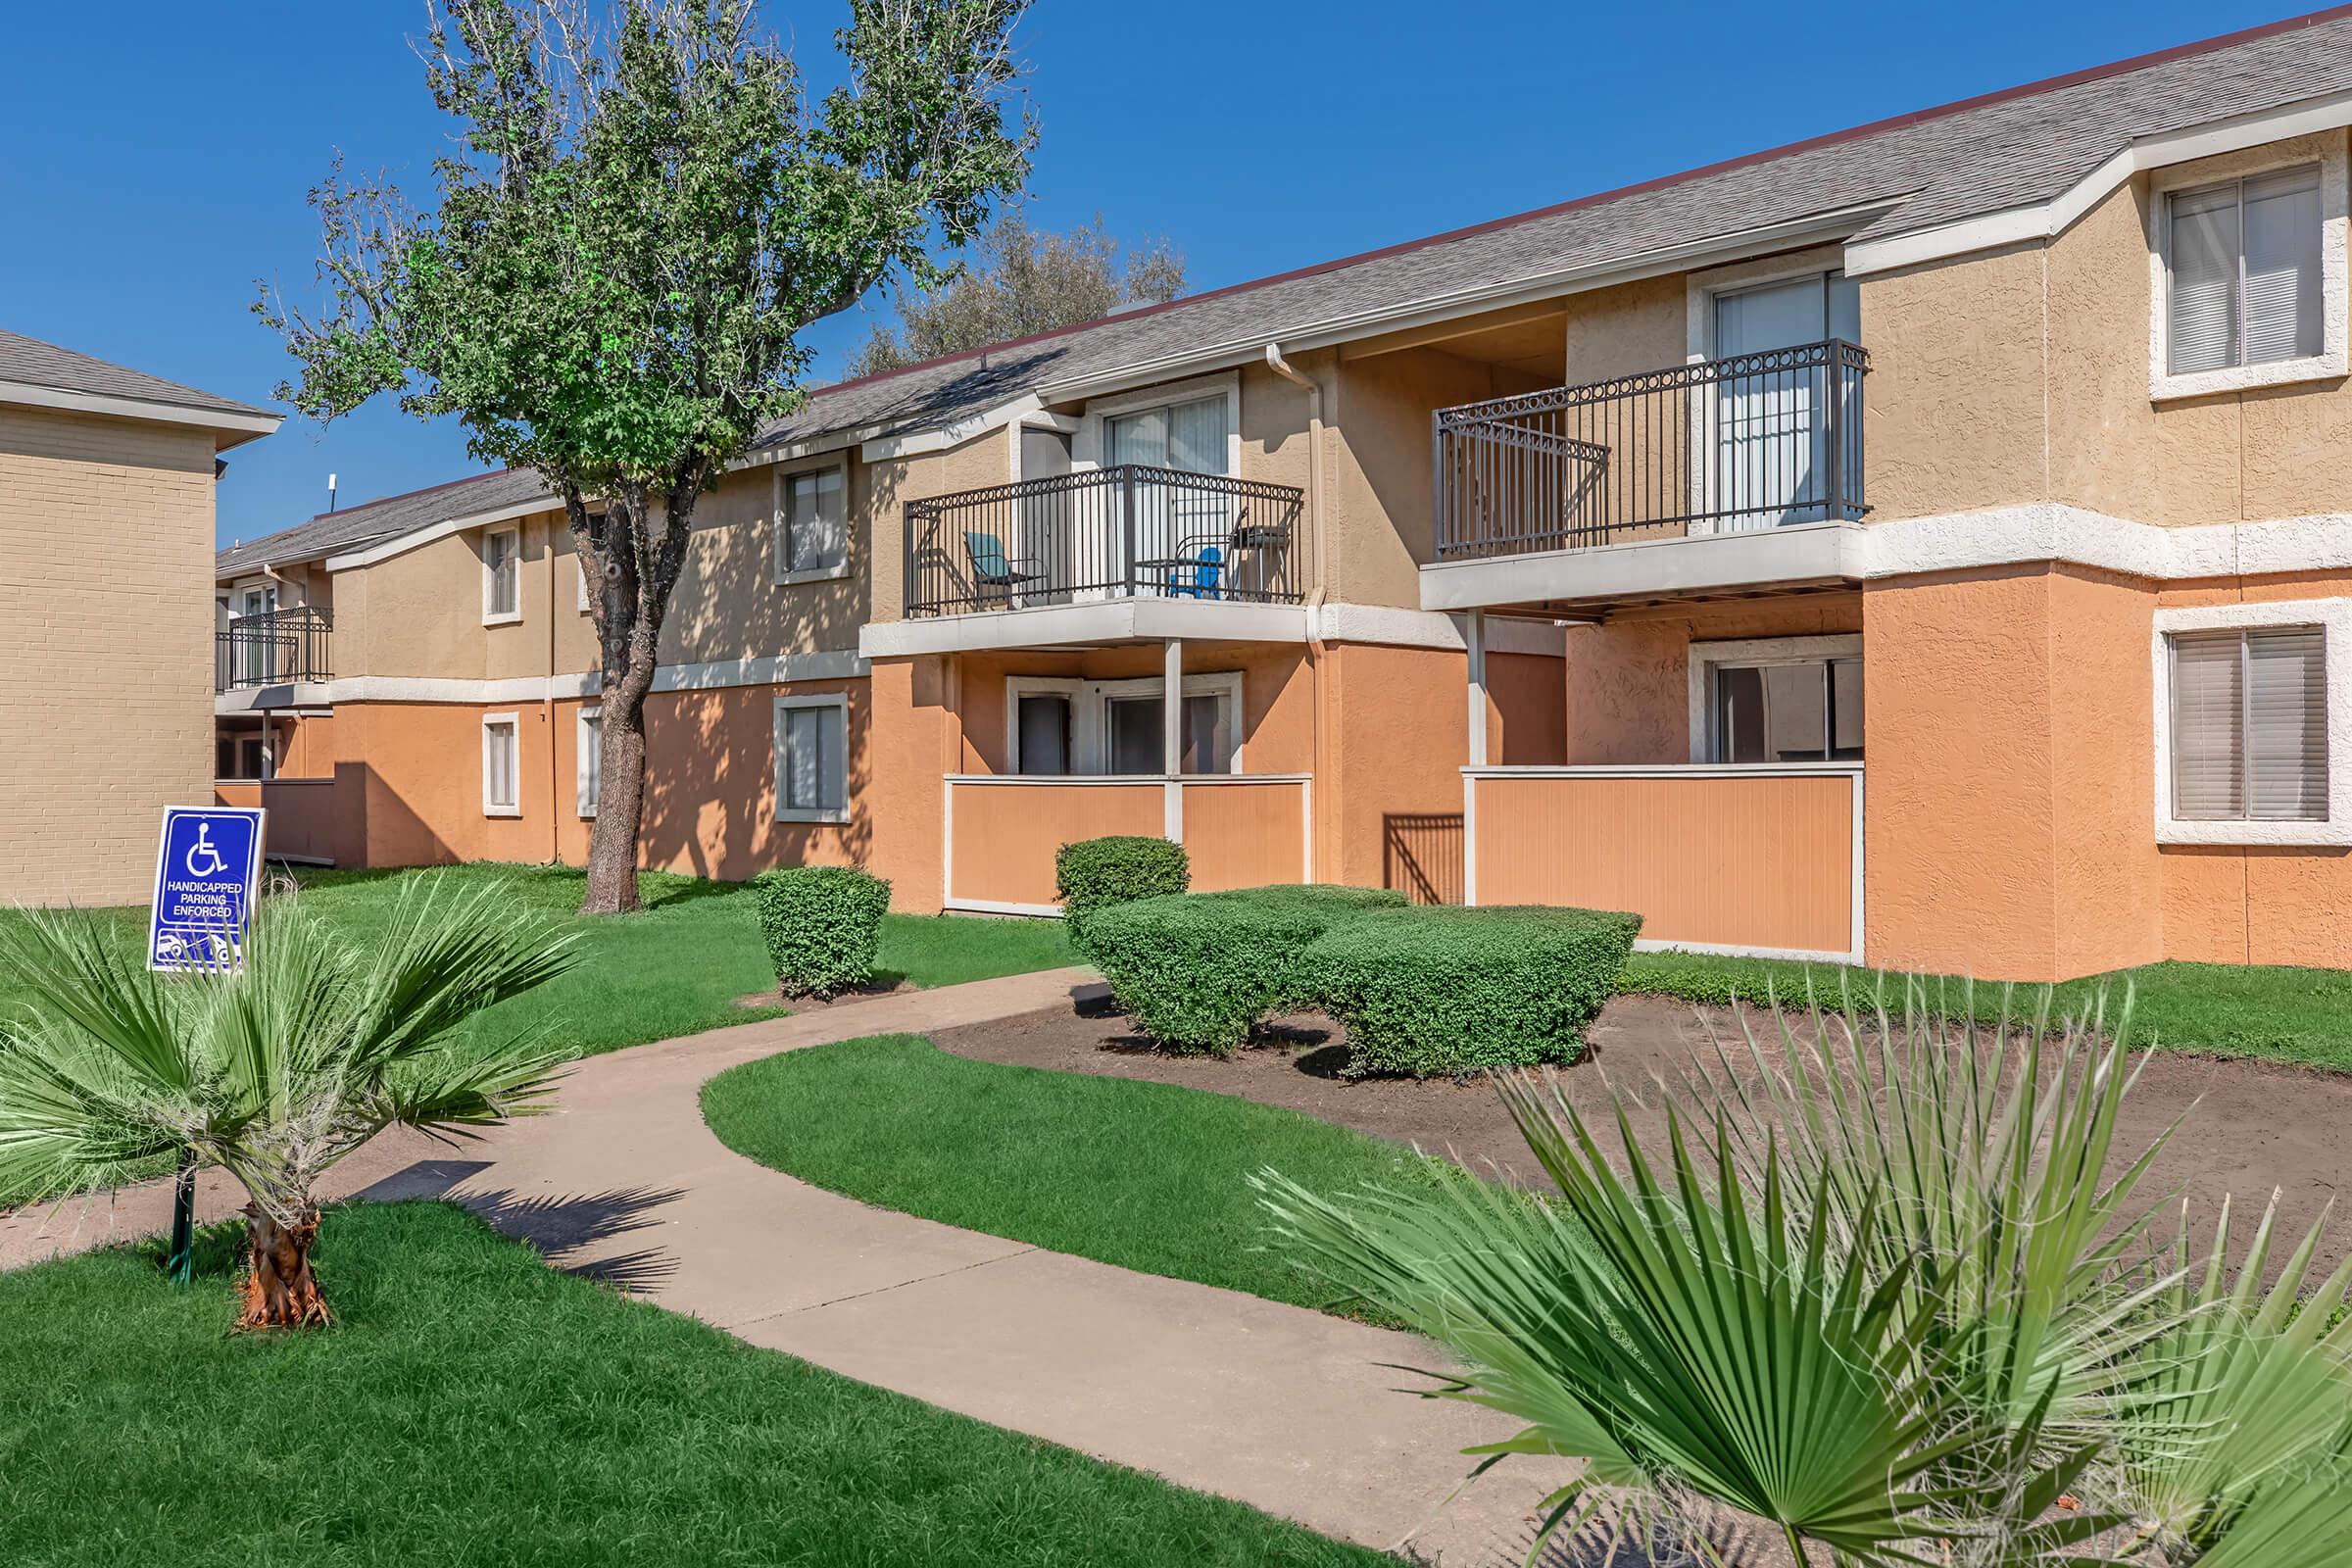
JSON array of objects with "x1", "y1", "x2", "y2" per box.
[
  {"x1": 752, "y1": 865, "x2": 893, "y2": 999},
  {"x1": 1306, "y1": 905, "x2": 1642, "y2": 1077},
  {"x1": 1055, "y1": 836, "x2": 1191, "y2": 952}
]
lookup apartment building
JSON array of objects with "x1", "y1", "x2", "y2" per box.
[
  {"x1": 0, "y1": 329, "x2": 277, "y2": 904},
  {"x1": 220, "y1": 8, "x2": 2352, "y2": 981}
]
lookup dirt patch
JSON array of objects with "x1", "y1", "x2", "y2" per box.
[
  {"x1": 931, "y1": 992, "x2": 2352, "y2": 1245},
  {"x1": 732, "y1": 979, "x2": 917, "y2": 1013}
]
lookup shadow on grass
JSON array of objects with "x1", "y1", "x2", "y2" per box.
[{"x1": 352, "y1": 1158, "x2": 685, "y2": 1295}]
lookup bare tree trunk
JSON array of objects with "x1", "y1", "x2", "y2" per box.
[
  {"x1": 575, "y1": 469, "x2": 704, "y2": 917},
  {"x1": 582, "y1": 658, "x2": 653, "y2": 915},
  {"x1": 237, "y1": 1203, "x2": 330, "y2": 1330}
]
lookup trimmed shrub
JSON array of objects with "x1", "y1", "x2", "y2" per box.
[
  {"x1": 1083, "y1": 883, "x2": 1409, "y2": 1054},
  {"x1": 1055, "y1": 836, "x2": 1190, "y2": 951},
  {"x1": 752, "y1": 865, "x2": 893, "y2": 998},
  {"x1": 1306, "y1": 904, "x2": 1642, "y2": 1077}
]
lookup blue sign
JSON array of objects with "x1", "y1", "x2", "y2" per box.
[{"x1": 149, "y1": 808, "x2": 266, "y2": 971}]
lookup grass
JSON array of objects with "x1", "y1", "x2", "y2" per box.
[
  {"x1": 0, "y1": 1202, "x2": 1384, "y2": 1568},
  {"x1": 703, "y1": 1034, "x2": 1442, "y2": 1316},
  {"x1": 0, "y1": 862, "x2": 1077, "y2": 1066},
  {"x1": 1621, "y1": 948, "x2": 2352, "y2": 1070}
]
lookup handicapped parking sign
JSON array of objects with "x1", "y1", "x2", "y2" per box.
[{"x1": 149, "y1": 807, "x2": 266, "y2": 971}]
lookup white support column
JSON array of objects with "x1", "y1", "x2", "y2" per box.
[
  {"x1": 1463, "y1": 610, "x2": 1485, "y2": 906},
  {"x1": 1162, "y1": 637, "x2": 1185, "y2": 843}
]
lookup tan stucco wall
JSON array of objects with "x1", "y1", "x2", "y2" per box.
[
  {"x1": 1, "y1": 406, "x2": 218, "y2": 904},
  {"x1": 1865, "y1": 129, "x2": 2352, "y2": 528}
]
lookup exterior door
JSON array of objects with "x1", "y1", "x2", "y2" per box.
[
  {"x1": 1711, "y1": 274, "x2": 1858, "y2": 529},
  {"x1": 236, "y1": 586, "x2": 278, "y2": 684},
  {"x1": 1104, "y1": 395, "x2": 1230, "y2": 594}
]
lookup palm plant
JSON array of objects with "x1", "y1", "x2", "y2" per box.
[
  {"x1": 1256, "y1": 980, "x2": 2352, "y2": 1565},
  {"x1": 0, "y1": 876, "x2": 576, "y2": 1327}
]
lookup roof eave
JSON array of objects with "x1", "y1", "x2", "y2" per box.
[{"x1": 0, "y1": 378, "x2": 280, "y2": 444}]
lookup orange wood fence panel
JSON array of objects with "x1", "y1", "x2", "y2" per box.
[
  {"x1": 1472, "y1": 769, "x2": 1857, "y2": 956},
  {"x1": 1180, "y1": 778, "x2": 1309, "y2": 892},
  {"x1": 948, "y1": 780, "x2": 1162, "y2": 907}
]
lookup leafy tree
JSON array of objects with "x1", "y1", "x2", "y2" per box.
[
  {"x1": 849, "y1": 211, "x2": 1184, "y2": 376},
  {"x1": 259, "y1": 0, "x2": 1034, "y2": 914},
  {"x1": 0, "y1": 880, "x2": 574, "y2": 1328}
]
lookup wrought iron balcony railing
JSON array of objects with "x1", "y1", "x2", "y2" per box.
[
  {"x1": 904, "y1": 464, "x2": 1307, "y2": 617},
  {"x1": 217, "y1": 606, "x2": 333, "y2": 691},
  {"x1": 1434, "y1": 338, "x2": 1870, "y2": 561}
]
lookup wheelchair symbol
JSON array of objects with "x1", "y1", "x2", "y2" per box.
[{"x1": 184, "y1": 823, "x2": 228, "y2": 879}]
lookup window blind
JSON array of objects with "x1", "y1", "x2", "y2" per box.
[
  {"x1": 2171, "y1": 627, "x2": 2328, "y2": 822},
  {"x1": 784, "y1": 468, "x2": 846, "y2": 574},
  {"x1": 2248, "y1": 625, "x2": 2328, "y2": 819},
  {"x1": 2167, "y1": 166, "x2": 2322, "y2": 375},
  {"x1": 781, "y1": 704, "x2": 846, "y2": 813}
]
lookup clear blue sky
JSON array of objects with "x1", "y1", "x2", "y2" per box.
[{"x1": 0, "y1": 0, "x2": 2311, "y2": 546}]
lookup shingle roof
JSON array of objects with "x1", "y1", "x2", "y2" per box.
[
  {"x1": 0, "y1": 327, "x2": 270, "y2": 421},
  {"x1": 216, "y1": 467, "x2": 551, "y2": 576},
  {"x1": 218, "y1": 6, "x2": 2352, "y2": 577}
]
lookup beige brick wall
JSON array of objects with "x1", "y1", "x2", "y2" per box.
[{"x1": 0, "y1": 406, "x2": 217, "y2": 906}]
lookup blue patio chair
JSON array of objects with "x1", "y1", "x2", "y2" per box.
[
  {"x1": 1162, "y1": 536, "x2": 1224, "y2": 600},
  {"x1": 964, "y1": 530, "x2": 1045, "y2": 606}
]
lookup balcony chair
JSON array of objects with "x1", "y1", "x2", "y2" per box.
[
  {"x1": 1160, "y1": 537, "x2": 1224, "y2": 600},
  {"x1": 964, "y1": 530, "x2": 1046, "y2": 608}
]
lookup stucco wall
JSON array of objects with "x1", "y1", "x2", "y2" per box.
[{"x1": 0, "y1": 406, "x2": 217, "y2": 904}]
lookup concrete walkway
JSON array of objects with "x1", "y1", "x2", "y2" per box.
[{"x1": 0, "y1": 966, "x2": 1583, "y2": 1565}]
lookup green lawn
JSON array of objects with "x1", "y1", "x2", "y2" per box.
[
  {"x1": 0, "y1": 1202, "x2": 1383, "y2": 1568},
  {"x1": 0, "y1": 862, "x2": 1077, "y2": 1065},
  {"x1": 703, "y1": 1034, "x2": 1441, "y2": 1316},
  {"x1": 1621, "y1": 949, "x2": 2352, "y2": 1070}
]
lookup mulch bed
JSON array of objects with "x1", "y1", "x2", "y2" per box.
[{"x1": 930, "y1": 991, "x2": 2352, "y2": 1239}]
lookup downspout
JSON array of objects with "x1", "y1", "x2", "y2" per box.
[
  {"x1": 546, "y1": 522, "x2": 561, "y2": 867},
  {"x1": 1263, "y1": 343, "x2": 1330, "y2": 881}
]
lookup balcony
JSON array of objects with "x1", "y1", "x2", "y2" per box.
[
  {"x1": 905, "y1": 465, "x2": 1307, "y2": 618},
  {"x1": 217, "y1": 606, "x2": 333, "y2": 692},
  {"x1": 1434, "y1": 338, "x2": 1870, "y2": 563}
]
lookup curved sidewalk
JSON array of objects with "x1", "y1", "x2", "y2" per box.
[{"x1": 1, "y1": 965, "x2": 1573, "y2": 1564}]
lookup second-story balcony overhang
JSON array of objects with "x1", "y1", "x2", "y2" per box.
[
  {"x1": 867, "y1": 464, "x2": 1311, "y2": 657},
  {"x1": 1420, "y1": 338, "x2": 1871, "y2": 616}
]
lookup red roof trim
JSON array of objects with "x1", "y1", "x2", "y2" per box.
[{"x1": 814, "y1": 4, "x2": 2352, "y2": 401}]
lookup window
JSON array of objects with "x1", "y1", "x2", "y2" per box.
[
  {"x1": 1004, "y1": 674, "x2": 1242, "y2": 775},
  {"x1": 1105, "y1": 693, "x2": 1231, "y2": 773},
  {"x1": 2170, "y1": 627, "x2": 2328, "y2": 822},
  {"x1": 1106, "y1": 394, "x2": 1231, "y2": 475},
  {"x1": 774, "y1": 695, "x2": 849, "y2": 822},
  {"x1": 577, "y1": 708, "x2": 602, "y2": 817},
  {"x1": 1690, "y1": 639, "x2": 1863, "y2": 763},
  {"x1": 1013, "y1": 693, "x2": 1071, "y2": 774},
  {"x1": 483, "y1": 527, "x2": 521, "y2": 623},
  {"x1": 2168, "y1": 166, "x2": 2324, "y2": 377},
  {"x1": 777, "y1": 466, "x2": 848, "y2": 582},
  {"x1": 482, "y1": 714, "x2": 520, "y2": 816}
]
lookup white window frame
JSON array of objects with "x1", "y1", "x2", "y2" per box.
[
  {"x1": 1687, "y1": 634, "x2": 1863, "y2": 762},
  {"x1": 773, "y1": 462, "x2": 853, "y2": 587},
  {"x1": 482, "y1": 526, "x2": 523, "y2": 626},
  {"x1": 2151, "y1": 599, "x2": 2352, "y2": 846},
  {"x1": 1073, "y1": 371, "x2": 1243, "y2": 476},
  {"x1": 2148, "y1": 143, "x2": 2348, "y2": 403},
  {"x1": 576, "y1": 706, "x2": 602, "y2": 818},
  {"x1": 773, "y1": 692, "x2": 852, "y2": 824},
  {"x1": 1004, "y1": 671, "x2": 1246, "y2": 775},
  {"x1": 481, "y1": 711, "x2": 522, "y2": 817}
]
